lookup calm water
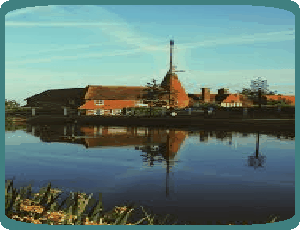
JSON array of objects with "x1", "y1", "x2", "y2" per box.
[{"x1": 5, "y1": 123, "x2": 295, "y2": 224}]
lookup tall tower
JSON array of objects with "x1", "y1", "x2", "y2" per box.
[
  {"x1": 161, "y1": 39, "x2": 189, "y2": 109},
  {"x1": 169, "y1": 39, "x2": 174, "y2": 74}
]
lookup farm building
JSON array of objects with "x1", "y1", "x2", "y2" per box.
[
  {"x1": 78, "y1": 85, "x2": 149, "y2": 116},
  {"x1": 24, "y1": 88, "x2": 86, "y2": 116}
]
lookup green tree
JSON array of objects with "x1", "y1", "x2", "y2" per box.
[
  {"x1": 143, "y1": 79, "x2": 170, "y2": 108},
  {"x1": 241, "y1": 88, "x2": 252, "y2": 96},
  {"x1": 247, "y1": 132, "x2": 267, "y2": 170},
  {"x1": 5, "y1": 99, "x2": 21, "y2": 109},
  {"x1": 249, "y1": 77, "x2": 269, "y2": 108}
]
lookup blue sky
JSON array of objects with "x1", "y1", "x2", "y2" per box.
[{"x1": 5, "y1": 5, "x2": 295, "y2": 105}]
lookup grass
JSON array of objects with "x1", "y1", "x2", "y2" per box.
[{"x1": 5, "y1": 180, "x2": 281, "y2": 225}]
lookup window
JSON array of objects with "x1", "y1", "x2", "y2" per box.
[
  {"x1": 94, "y1": 109, "x2": 104, "y2": 115},
  {"x1": 114, "y1": 109, "x2": 122, "y2": 114},
  {"x1": 135, "y1": 100, "x2": 143, "y2": 105},
  {"x1": 95, "y1": 100, "x2": 104, "y2": 105}
]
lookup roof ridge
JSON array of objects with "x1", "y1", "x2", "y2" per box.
[{"x1": 88, "y1": 85, "x2": 145, "y2": 88}]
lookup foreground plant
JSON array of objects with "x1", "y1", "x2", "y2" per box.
[
  {"x1": 5, "y1": 180, "x2": 280, "y2": 225},
  {"x1": 5, "y1": 180, "x2": 158, "y2": 225}
]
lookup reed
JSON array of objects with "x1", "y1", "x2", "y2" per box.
[
  {"x1": 5, "y1": 180, "x2": 158, "y2": 225},
  {"x1": 5, "y1": 180, "x2": 281, "y2": 225}
]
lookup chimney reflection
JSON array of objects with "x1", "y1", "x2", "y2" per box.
[{"x1": 199, "y1": 130, "x2": 233, "y2": 143}]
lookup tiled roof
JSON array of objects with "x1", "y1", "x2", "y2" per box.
[
  {"x1": 25, "y1": 88, "x2": 86, "y2": 101},
  {"x1": 266, "y1": 95, "x2": 295, "y2": 104},
  {"x1": 84, "y1": 85, "x2": 147, "y2": 100},
  {"x1": 222, "y1": 94, "x2": 242, "y2": 103}
]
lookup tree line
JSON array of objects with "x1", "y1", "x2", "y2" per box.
[{"x1": 143, "y1": 77, "x2": 294, "y2": 108}]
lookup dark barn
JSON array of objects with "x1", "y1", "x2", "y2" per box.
[{"x1": 24, "y1": 88, "x2": 87, "y2": 117}]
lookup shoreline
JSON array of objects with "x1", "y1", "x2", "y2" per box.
[{"x1": 25, "y1": 115, "x2": 295, "y2": 131}]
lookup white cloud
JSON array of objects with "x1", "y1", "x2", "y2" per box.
[
  {"x1": 179, "y1": 30, "x2": 295, "y2": 50},
  {"x1": 5, "y1": 5, "x2": 294, "y2": 66},
  {"x1": 5, "y1": 6, "x2": 36, "y2": 19},
  {"x1": 6, "y1": 28, "x2": 294, "y2": 66},
  {"x1": 5, "y1": 28, "x2": 294, "y2": 65},
  {"x1": 5, "y1": 5, "x2": 167, "y2": 64},
  {"x1": 5, "y1": 5, "x2": 295, "y2": 99},
  {"x1": 6, "y1": 48, "x2": 144, "y2": 65},
  {"x1": 177, "y1": 69, "x2": 295, "y2": 94},
  {"x1": 5, "y1": 21, "x2": 123, "y2": 26},
  {"x1": 6, "y1": 43, "x2": 106, "y2": 57}
]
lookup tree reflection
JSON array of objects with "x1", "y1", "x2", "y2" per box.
[
  {"x1": 247, "y1": 131, "x2": 267, "y2": 169},
  {"x1": 138, "y1": 144, "x2": 173, "y2": 197},
  {"x1": 136, "y1": 130, "x2": 187, "y2": 198}
]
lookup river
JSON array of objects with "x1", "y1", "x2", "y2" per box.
[{"x1": 5, "y1": 123, "x2": 295, "y2": 224}]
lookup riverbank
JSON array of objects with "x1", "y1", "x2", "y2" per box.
[
  {"x1": 5, "y1": 180, "x2": 280, "y2": 225},
  {"x1": 26, "y1": 115, "x2": 295, "y2": 132},
  {"x1": 5, "y1": 117, "x2": 27, "y2": 123}
]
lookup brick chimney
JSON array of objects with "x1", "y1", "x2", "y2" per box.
[{"x1": 202, "y1": 88, "x2": 211, "y2": 103}]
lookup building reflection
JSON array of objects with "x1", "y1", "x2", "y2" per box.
[
  {"x1": 199, "y1": 131, "x2": 209, "y2": 142},
  {"x1": 26, "y1": 124, "x2": 188, "y2": 155},
  {"x1": 134, "y1": 129, "x2": 188, "y2": 198},
  {"x1": 197, "y1": 130, "x2": 233, "y2": 144},
  {"x1": 26, "y1": 123, "x2": 80, "y2": 143},
  {"x1": 25, "y1": 124, "x2": 188, "y2": 198},
  {"x1": 25, "y1": 124, "x2": 293, "y2": 196},
  {"x1": 26, "y1": 124, "x2": 295, "y2": 146}
]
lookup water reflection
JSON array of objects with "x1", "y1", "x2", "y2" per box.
[
  {"x1": 25, "y1": 123, "x2": 295, "y2": 141},
  {"x1": 26, "y1": 124, "x2": 188, "y2": 198},
  {"x1": 5, "y1": 118, "x2": 26, "y2": 132},
  {"x1": 24, "y1": 124, "x2": 294, "y2": 198},
  {"x1": 247, "y1": 131, "x2": 267, "y2": 170},
  {"x1": 6, "y1": 123, "x2": 295, "y2": 223}
]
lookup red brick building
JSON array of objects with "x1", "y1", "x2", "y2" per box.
[
  {"x1": 78, "y1": 85, "x2": 147, "y2": 115},
  {"x1": 160, "y1": 72, "x2": 190, "y2": 109},
  {"x1": 79, "y1": 40, "x2": 190, "y2": 114},
  {"x1": 221, "y1": 94, "x2": 253, "y2": 107},
  {"x1": 78, "y1": 75, "x2": 190, "y2": 115},
  {"x1": 159, "y1": 39, "x2": 189, "y2": 109}
]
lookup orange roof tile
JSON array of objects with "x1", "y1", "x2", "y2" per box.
[
  {"x1": 222, "y1": 94, "x2": 242, "y2": 103},
  {"x1": 266, "y1": 95, "x2": 295, "y2": 104},
  {"x1": 84, "y1": 85, "x2": 146, "y2": 100}
]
